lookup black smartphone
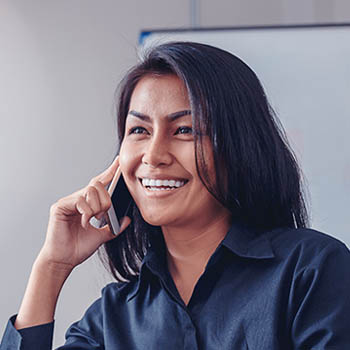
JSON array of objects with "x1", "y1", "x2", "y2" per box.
[
  {"x1": 107, "y1": 167, "x2": 133, "y2": 235},
  {"x1": 92, "y1": 167, "x2": 133, "y2": 235}
]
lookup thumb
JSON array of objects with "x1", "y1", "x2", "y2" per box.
[
  {"x1": 98, "y1": 224, "x2": 116, "y2": 243},
  {"x1": 99, "y1": 216, "x2": 132, "y2": 243},
  {"x1": 119, "y1": 216, "x2": 131, "y2": 234}
]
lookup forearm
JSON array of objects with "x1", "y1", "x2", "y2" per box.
[
  {"x1": 12, "y1": 158, "x2": 119, "y2": 332},
  {"x1": 14, "y1": 255, "x2": 73, "y2": 330}
]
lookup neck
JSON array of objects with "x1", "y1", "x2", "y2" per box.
[{"x1": 162, "y1": 210, "x2": 232, "y2": 279}]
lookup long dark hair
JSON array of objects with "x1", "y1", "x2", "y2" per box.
[{"x1": 98, "y1": 41, "x2": 310, "y2": 282}]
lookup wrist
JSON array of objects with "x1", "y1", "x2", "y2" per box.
[
  {"x1": 15, "y1": 254, "x2": 72, "y2": 329},
  {"x1": 34, "y1": 254, "x2": 74, "y2": 280}
]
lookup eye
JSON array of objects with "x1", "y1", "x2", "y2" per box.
[
  {"x1": 128, "y1": 126, "x2": 148, "y2": 135},
  {"x1": 175, "y1": 126, "x2": 193, "y2": 135}
]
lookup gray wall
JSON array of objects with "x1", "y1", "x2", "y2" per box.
[{"x1": 1, "y1": 1, "x2": 349, "y2": 347}]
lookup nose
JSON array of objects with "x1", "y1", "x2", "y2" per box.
[{"x1": 142, "y1": 131, "x2": 172, "y2": 168}]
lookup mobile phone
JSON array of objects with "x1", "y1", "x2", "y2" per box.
[
  {"x1": 106, "y1": 167, "x2": 133, "y2": 235},
  {"x1": 91, "y1": 167, "x2": 133, "y2": 235}
]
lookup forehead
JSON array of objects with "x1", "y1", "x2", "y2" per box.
[{"x1": 128, "y1": 74, "x2": 190, "y2": 115}]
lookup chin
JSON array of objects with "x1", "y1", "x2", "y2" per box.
[
  {"x1": 140, "y1": 214, "x2": 169, "y2": 227},
  {"x1": 138, "y1": 208, "x2": 175, "y2": 227}
]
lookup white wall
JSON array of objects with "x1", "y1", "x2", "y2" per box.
[{"x1": 1, "y1": 1, "x2": 349, "y2": 348}]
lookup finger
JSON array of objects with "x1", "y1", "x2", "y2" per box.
[
  {"x1": 94, "y1": 212, "x2": 104, "y2": 221},
  {"x1": 93, "y1": 181, "x2": 112, "y2": 213},
  {"x1": 118, "y1": 216, "x2": 131, "y2": 235},
  {"x1": 75, "y1": 196, "x2": 94, "y2": 229},
  {"x1": 88, "y1": 181, "x2": 112, "y2": 221},
  {"x1": 91, "y1": 155, "x2": 120, "y2": 187},
  {"x1": 85, "y1": 186, "x2": 102, "y2": 215},
  {"x1": 99, "y1": 224, "x2": 117, "y2": 242},
  {"x1": 98, "y1": 216, "x2": 131, "y2": 242},
  {"x1": 53, "y1": 191, "x2": 85, "y2": 215}
]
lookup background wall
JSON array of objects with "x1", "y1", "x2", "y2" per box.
[{"x1": 1, "y1": 0, "x2": 349, "y2": 347}]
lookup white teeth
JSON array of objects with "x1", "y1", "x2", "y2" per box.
[
  {"x1": 148, "y1": 187, "x2": 175, "y2": 191},
  {"x1": 141, "y1": 178, "x2": 186, "y2": 188}
]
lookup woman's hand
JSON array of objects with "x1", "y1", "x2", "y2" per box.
[
  {"x1": 37, "y1": 156, "x2": 131, "y2": 272},
  {"x1": 14, "y1": 156, "x2": 132, "y2": 330}
]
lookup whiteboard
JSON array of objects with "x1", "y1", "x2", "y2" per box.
[{"x1": 139, "y1": 25, "x2": 350, "y2": 247}]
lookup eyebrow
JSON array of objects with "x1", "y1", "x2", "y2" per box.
[{"x1": 128, "y1": 109, "x2": 191, "y2": 122}]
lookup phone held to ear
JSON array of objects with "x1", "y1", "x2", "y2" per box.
[{"x1": 91, "y1": 167, "x2": 133, "y2": 235}]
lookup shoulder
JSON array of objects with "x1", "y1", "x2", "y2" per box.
[
  {"x1": 76, "y1": 280, "x2": 139, "y2": 322},
  {"x1": 266, "y1": 229, "x2": 350, "y2": 346},
  {"x1": 266, "y1": 226, "x2": 349, "y2": 253},
  {"x1": 100, "y1": 278, "x2": 140, "y2": 303},
  {"x1": 265, "y1": 226, "x2": 350, "y2": 270},
  {"x1": 64, "y1": 279, "x2": 140, "y2": 343}
]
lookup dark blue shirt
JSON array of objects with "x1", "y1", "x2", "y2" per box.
[{"x1": 1, "y1": 223, "x2": 350, "y2": 349}]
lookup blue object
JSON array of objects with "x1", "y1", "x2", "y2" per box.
[{"x1": 1, "y1": 222, "x2": 350, "y2": 349}]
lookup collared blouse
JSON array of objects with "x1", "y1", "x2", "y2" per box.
[{"x1": 1, "y1": 223, "x2": 350, "y2": 349}]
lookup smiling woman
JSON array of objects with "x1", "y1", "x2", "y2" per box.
[
  {"x1": 120, "y1": 74, "x2": 229, "y2": 229},
  {"x1": 1, "y1": 42, "x2": 350, "y2": 350}
]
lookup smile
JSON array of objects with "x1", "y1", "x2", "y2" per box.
[{"x1": 139, "y1": 178, "x2": 188, "y2": 191}]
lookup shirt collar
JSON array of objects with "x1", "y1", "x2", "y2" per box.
[
  {"x1": 221, "y1": 221, "x2": 275, "y2": 259},
  {"x1": 127, "y1": 221, "x2": 275, "y2": 302},
  {"x1": 127, "y1": 231, "x2": 167, "y2": 302}
]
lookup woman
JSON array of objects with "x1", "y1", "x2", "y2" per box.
[{"x1": 1, "y1": 42, "x2": 349, "y2": 349}]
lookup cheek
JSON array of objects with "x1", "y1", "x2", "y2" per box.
[
  {"x1": 119, "y1": 141, "x2": 138, "y2": 177},
  {"x1": 190, "y1": 141, "x2": 214, "y2": 186}
]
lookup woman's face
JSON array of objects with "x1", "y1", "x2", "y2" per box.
[{"x1": 119, "y1": 74, "x2": 229, "y2": 228}]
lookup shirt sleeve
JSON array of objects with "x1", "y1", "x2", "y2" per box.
[
  {"x1": 0, "y1": 294, "x2": 105, "y2": 349},
  {"x1": 0, "y1": 315, "x2": 54, "y2": 350},
  {"x1": 290, "y1": 241, "x2": 350, "y2": 349}
]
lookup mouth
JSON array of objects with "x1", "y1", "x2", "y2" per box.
[{"x1": 138, "y1": 178, "x2": 189, "y2": 191}]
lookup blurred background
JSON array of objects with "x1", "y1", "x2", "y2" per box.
[{"x1": 1, "y1": 0, "x2": 350, "y2": 347}]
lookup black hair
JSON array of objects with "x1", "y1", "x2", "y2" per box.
[{"x1": 98, "y1": 41, "x2": 310, "y2": 282}]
